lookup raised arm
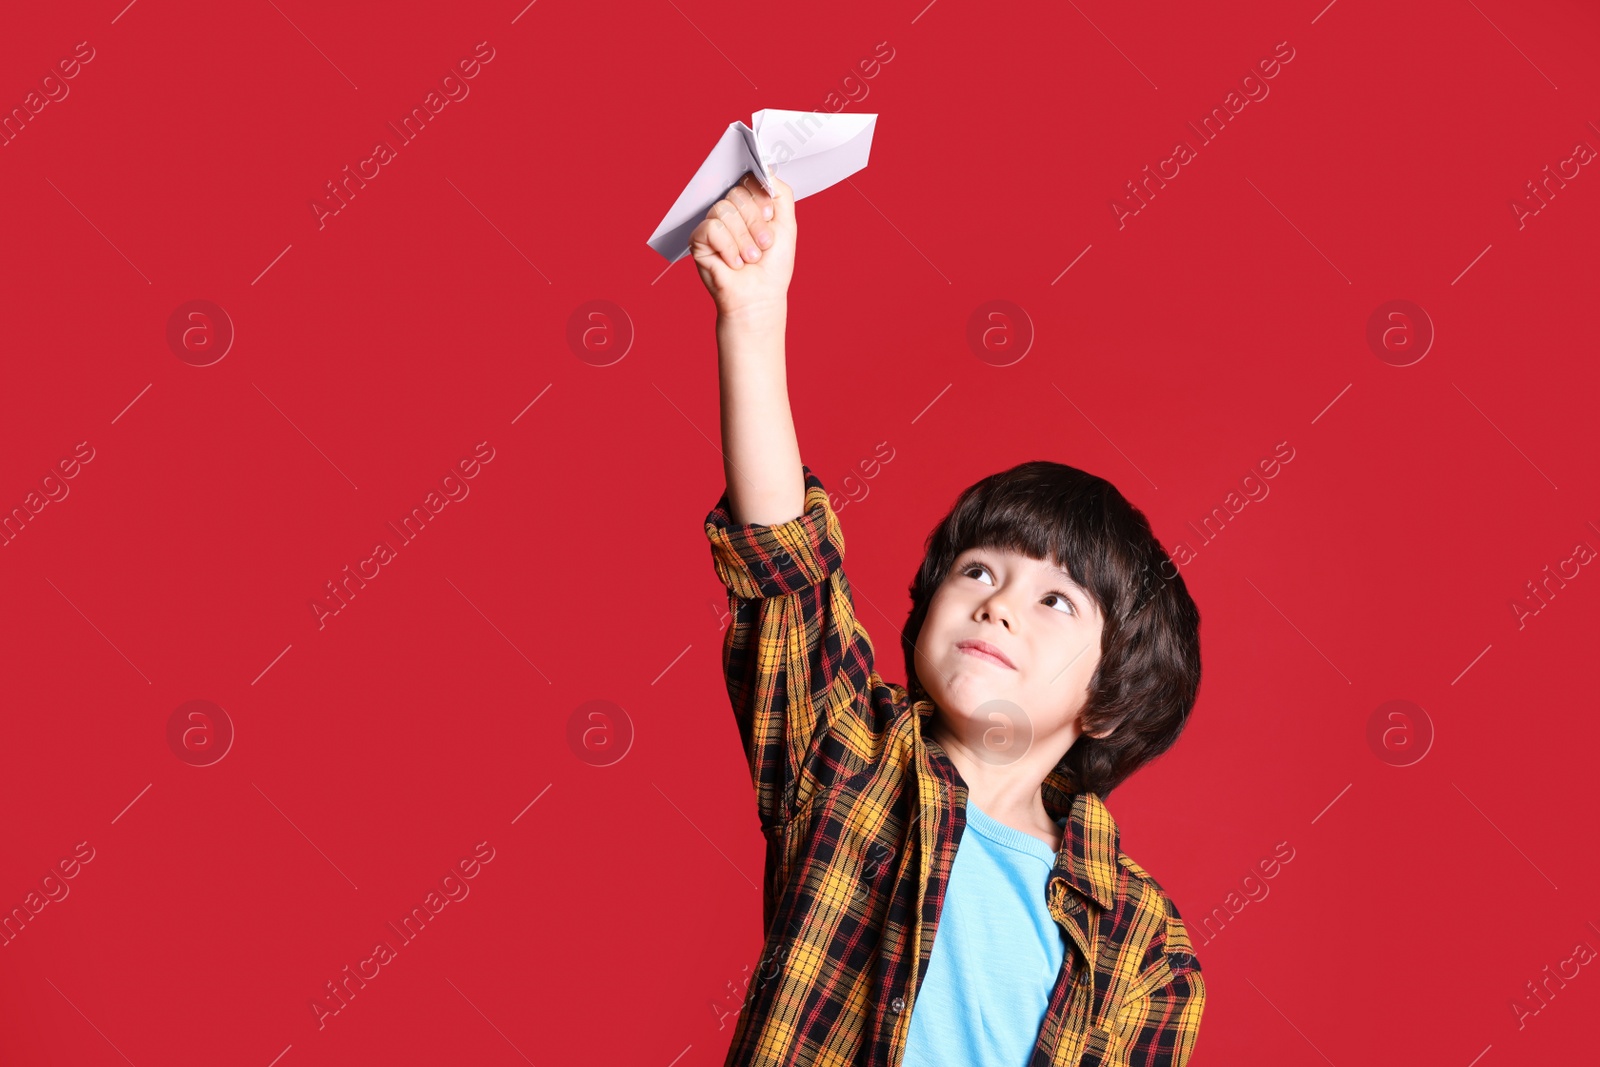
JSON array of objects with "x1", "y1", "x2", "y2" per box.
[
  {"x1": 692, "y1": 171, "x2": 886, "y2": 836},
  {"x1": 689, "y1": 170, "x2": 803, "y2": 525}
]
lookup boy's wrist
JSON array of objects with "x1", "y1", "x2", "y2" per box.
[{"x1": 717, "y1": 300, "x2": 788, "y2": 334}]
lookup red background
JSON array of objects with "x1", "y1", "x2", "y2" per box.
[{"x1": 2, "y1": 0, "x2": 1597, "y2": 1063}]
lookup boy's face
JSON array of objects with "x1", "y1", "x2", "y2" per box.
[{"x1": 913, "y1": 545, "x2": 1107, "y2": 754}]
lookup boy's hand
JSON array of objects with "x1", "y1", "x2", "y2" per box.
[{"x1": 690, "y1": 171, "x2": 795, "y2": 322}]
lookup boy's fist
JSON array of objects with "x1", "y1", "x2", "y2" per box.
[{"x1": 690, "y1": 170, "x2": 795, "y2": 321}]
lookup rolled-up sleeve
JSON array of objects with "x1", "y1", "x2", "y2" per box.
[{"x1": 705, "y1": 465, "x2": 878, "y2": 832}]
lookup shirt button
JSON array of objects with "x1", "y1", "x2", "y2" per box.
[{"x1": 891, "y1": 996, "x2": 905, "y2": 1013}]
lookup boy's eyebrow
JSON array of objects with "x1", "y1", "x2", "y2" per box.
[
  {"x1": 1052, "y1": 567, "x2": 1088, "y2": 591},
  {"x1": 1052, "y1": 570, "x2": 1093, "y2": 603}
]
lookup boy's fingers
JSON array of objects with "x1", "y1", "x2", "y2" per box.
[
  {"x1": 689, "y1": 217, "x2": 740, "y2": 273},
  {"x1": 726, "y1": 184, "x2": 773, "y2": 251},
  {"x1": 738, "y1": 173, "x2": 776, "y2": 223},
  {"x1": 689, "y1": 169, "x2": 791, "y2": 274},
  {"x1": 705, "y1": 213, "x2": 745, "y2": 269},
  {"x1": 708, "y1": 199, "x2": 755, "y2": 267}
]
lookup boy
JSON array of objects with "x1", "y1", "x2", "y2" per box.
[{"x1": 692, "y1": 171, "x2": 1206, "y2": 1067}]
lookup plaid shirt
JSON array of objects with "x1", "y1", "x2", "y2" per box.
[{"x1": 705, "y1": 466, "x2": 1206, "y2": 1067}]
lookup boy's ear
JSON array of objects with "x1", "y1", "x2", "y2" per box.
[{"x1": 1081, "y1": 714, "x2": 1119, "y2": 740}]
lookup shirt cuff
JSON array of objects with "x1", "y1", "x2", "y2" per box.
[{"x1": 704, "y1": 465, "x2": 845, "y2": 599}]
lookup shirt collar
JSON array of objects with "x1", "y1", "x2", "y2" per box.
[
  {"x1": 916, "y1": 698, "x2": 1123, "y2": 911},
  {"x1": 1045, "y1": 783, "x2": 1122, "y2": 911}
]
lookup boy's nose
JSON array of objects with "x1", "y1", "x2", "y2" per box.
[{"x1": 979, "y1": 602, "x2": 1013, "y2": 630}]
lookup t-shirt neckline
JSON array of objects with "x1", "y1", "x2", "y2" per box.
[{"x1": 963, "y1": 796, "x2": 1064, "y2": 863}]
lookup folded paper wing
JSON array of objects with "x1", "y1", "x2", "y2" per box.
[{"x1": 647, "y1": 109, "x2": 878, "y2": 262}]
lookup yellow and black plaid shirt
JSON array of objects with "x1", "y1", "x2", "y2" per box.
[{"x1": 705, "y1": 466, "x2": 1206, "y2": 1067}]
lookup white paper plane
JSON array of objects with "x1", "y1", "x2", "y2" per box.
[{"x1": 647, "y1": 108, "x2": 878, "y2": 262}]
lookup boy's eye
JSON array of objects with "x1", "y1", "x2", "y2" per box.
[
  {"x1": 960, "y1": 559, "x2": 1075, "y2": 617},
  {"x1": 1043, "y1": 593, "x2": 1076, "y2": 616}
]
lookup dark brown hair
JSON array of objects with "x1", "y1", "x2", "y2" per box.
[{"x1": 900, "y1": 460, "x2": 1200, "y2": 798}]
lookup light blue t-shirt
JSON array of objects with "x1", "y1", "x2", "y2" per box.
[{"x1": 900, "y1": 798, "x2": 1070, "y2": 1067}]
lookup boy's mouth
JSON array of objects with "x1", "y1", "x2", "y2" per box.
[{"x1": 955, "y1": 639, "x2": 1016, "y2": 670}]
